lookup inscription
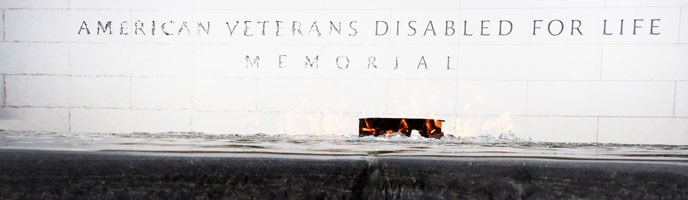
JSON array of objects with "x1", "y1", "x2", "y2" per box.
[{"x1": 77, "y1": 18, "x2": 663, "y2": 37}]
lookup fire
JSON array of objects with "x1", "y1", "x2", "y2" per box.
[
  {"x1": 433, "y1": 119, "x2": 442, "y2": 128},
  {"x1": 398, "y1": 119, "x2": 409, "y2": 133},
  {"x1": 359, "y1": 118, "x2": 444, "y2": 138},
  {"x1": 385, "y1": 130, "x2": 395, "y2": 137},
  {"x1": 362, "y1": 119, "x2": 376, "y2": 134},
  {"x1": 455, "y1": 112, "x2": 514, "y2": 137},
  {"x1": 361, "y1": 118, "x2": 412, "y2": 137},
  {"x1": 425, "y1": 119, "x2": 433, "y2": 134}
]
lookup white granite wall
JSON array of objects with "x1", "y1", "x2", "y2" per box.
[{"x1": 0, "y1": 0, "x2": 687, "y2": 144}]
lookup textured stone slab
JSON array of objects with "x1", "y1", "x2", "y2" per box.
[{"x1": 1, "y1": 149, "x2": 687, "y2": 199}]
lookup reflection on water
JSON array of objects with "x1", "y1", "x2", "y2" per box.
[{"x1": 0, "y1": 130, "x2": 687, "y2": 161}]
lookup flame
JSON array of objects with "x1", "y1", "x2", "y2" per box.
[
  {"x1": 454, "y1": 112, "x2": 514, "y2": 137},
  {"x1": 356, "y1": 117, "x2": 449, "y2": 138},
  {"x1": 361, "y1": 118, "x2": 377, "y2": 135},
  {"x1": 275, "y1": 99, "x2": 323, "y2": 135},
  {"x1": 398, "y1": 118, "x2": 409, "y2": 133},
  {"x1": 385, "y1": 130, "x2": 395, "y2": 137},
  {"x1": 425, "y1": 119, "x2": 433, "y2": 134},
  {"x1": 361, "y1": 118, "x2": 417, "y2": 137},
  {"x1": 481, "y1": 112, "x2": 513, "y2": 133},
  {"x1": 456, "y1": 119, "x2": 477, "y2": 137}
]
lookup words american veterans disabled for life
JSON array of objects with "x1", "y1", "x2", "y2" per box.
[{"x1": 77, "y1": 18, "x2": 664, "y2": 71}]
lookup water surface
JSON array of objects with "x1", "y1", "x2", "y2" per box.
[{"x1": 1, "y1": 130, "x2": 687, "y2": 161}]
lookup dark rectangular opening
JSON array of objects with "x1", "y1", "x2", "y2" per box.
[{"x1": 359, "y1": 118, "x2": 444, "y2": 138}]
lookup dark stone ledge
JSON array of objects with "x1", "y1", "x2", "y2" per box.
[{"x1": 0, "y1": 149, "x2": 687, "y2": 199}]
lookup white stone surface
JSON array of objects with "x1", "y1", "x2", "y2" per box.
[
  {"x1": 598, "y1": 117, "x2": 688, "y2": 145},
  {"x1": 324, "y1": 0, "x2": 390, "y2": 9},
  {"x1": 1, "y1": 10, "x2": 4, "y2": 41},
  {"x1": 193, "y1": 78, "x2": 256, "y2": 111},
  {"x1": 5, "y1": 75, "x2": 130, "y2": 108},
  {"x1": 0, "y1": 76, "x2": 4, "y2": 106},
  {"x1": 676, "y1": 81, "x2": 688, "y2": 117},
  {"x1": 0, "y1": 0, "x2": 686, "y2": 144},
  {"x1": 4, "y1": 10, "x2": 70, "y2": 42},
  {"x1": 70, "y1": 43, "x2": 193, "y2": 76},
  {"x1": 681, "y1": 7, "x2": 688, "y2": 43},
  {"x1": 0, "y1": 43, "x2": 69, "y2": 74},
  {"x1": 257, "y1": 78, "x2": 329, "y2": 112},
  {"x1": 527, "y1": 81, "x2": 675, "y2": 117},
  {"x1": 453, "y1": 114, "x2": 518, "y2": 137},
  {"x1": 456, "y1": 81, "x2": 527, "y2": 115},
  {"x1": 603, "y1": 45, "x2": 688, "y2": 80},
  {"x1": 322, "y1": 79, "x2": 388, "y2": 113},
  {"x1": 197, "y1": 0, "x2": 323, "y2": 10},
  {"x1": 70, "y1": 109, "x2": 191, "y2": 133},
  {"x1": 458, "y1": 45, "x2": 601, "y2": 80},
  {"x1": 0, "y1": 107, "x2": 70, "y2": 132},
  {"x1": 387, "y1": 80, "x2": 456, "y2": 115},
  {"x1": 515, "y1": 116, "x2": 598, "y2": 143},
  {"x1": 70, "y1": 0, "x2": 194, "y2": 10},
  {"x1": 0, "y1": 0, "x2": 68, "y2": 9},
  {"x1": 461, "y1": 0, "x2": 604, "y2": 8},
  {"x1": 132, "y1": 77, "x2": 193, "y2": 109},
  {"x1": 192, "y1": 111, "x2": 326, "y2": 135},
  {"x1": 392, "y1": 0, "x2": 460, "y2": 9},
  {"x1": 192, "y1": 111, "x2": 268, "y2": 134},
  {"x1": 605, "y1": 0, "x2": 688, "y2": 7}
]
